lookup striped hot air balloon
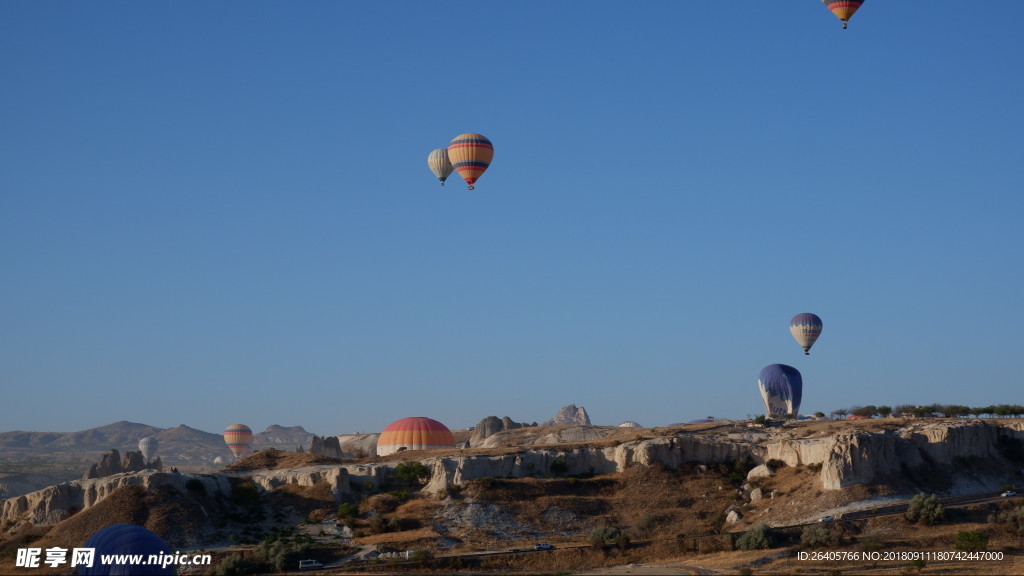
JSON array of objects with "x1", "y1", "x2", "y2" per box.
[
  {"x1": 822, "y1": 0, "x2": 864, "y2": 29},
  {"x1": 427, "y1": 148, "x2": 454, "y2": 186},
  {"x1": 223, "y1": 424, "x2": 253, "y2": 460},
  {"x1": 447, "y1": 133, "x2": 493, "y2": 190},
  {"x1": 758, "y1": 364, "x2": 803, "y2": 417},
  {"x1": 377, "y1": 417, "x2": 456, "y2": 456},
  {"x1": 790, "y1": 313, "x2": 823, "y2": 355}
]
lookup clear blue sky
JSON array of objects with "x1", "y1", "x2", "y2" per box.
[{"x1": 2, "y1": 2, "x2": 1022, "y2": 437}]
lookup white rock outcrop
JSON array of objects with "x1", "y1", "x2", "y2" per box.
[{"x1": 1, "y1": 466, "x2": 352, "y2": 531}]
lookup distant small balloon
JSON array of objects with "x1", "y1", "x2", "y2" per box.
[
  {"x1": 821, "y1": 0, "x2": 864, "y2": 29},
  {"x1": 790, "y1": 313, "x2": 823, "y2": 355},
  {"x1": 427, "y1": 148, "x2": 454, "y2": 186},
  {"x1": 138, "y1": 437, "x2": 158, "y2": 463},
  {"x1": 223, "y1": 424, "x2": 253, "y2": 460}
]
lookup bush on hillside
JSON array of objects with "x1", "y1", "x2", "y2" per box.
[
  {"x1": 736, "y1": 524, "x2": 774, "y2": 550},
  {"x1": 905, "y1": 492, "x2": 945, "y2": 525}
]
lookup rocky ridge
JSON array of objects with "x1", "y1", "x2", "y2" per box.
[
  {"x1": 3, "y1": 419, "x2": 1023, "y2": 535},
  {"x1": 82, "y1": 449, "x2": 162, "y2": 480}
]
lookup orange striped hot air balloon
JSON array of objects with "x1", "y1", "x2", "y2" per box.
[
  {"x1": 377, "y1": 416, "x2": 456, "y2": 456},
  {"x1": 224, "y1": 424, "x2": 253, "y2": 460},
  {"x1": 447, "y1": 133, "x2": 493, "y2": 190},
  {"x1": 822, "y1": 0, "x2": 864, "y2": 29}
]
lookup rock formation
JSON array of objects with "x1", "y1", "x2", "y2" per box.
[
  {"x1": 1, "y1": 465, "x2": 357, "y2": 532},
  {"x1": 83, "y1": 450, "x2": 161, "y2": 480},
  {"x1": 470, "y1": 416, "x2": 524, "y2": 447},
  {"x1": 543, "y1": 404, "x2": 591, "y2": 426},
  {"x1": 309, "y1": 435, "x2": 344, "y2": 459},
  {"x1": 253, "y1": 424, "x2": 314, "y2": 449},
  {"x1": 425, "y1": 420, "x2": 1024, "y2": 494},
  {"x1": 335, "y1": 434, "x2": 379, "y2": 458}
]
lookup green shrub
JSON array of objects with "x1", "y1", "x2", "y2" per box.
[
  {"x1": 801, "y1": 524, "x2": 838, "y2": 549},
  {"x1": 550, "y1": 459, "x2": 569, "y2": 476},
  {"x1": 766, "y1": 459, "x2": 787, "y2": 469},
  {"x1": 989, "y1": 505, "x2": 1024, "y2": 536},
  {"x1": 906, "y1": 493, "x2": 945, "y2": 525},
  {"x1": 394, "y1": 461, "x2": 430, "y2": 486},
  {"x1": 736, "y1": 524, "x2": 774, "y2": 550},
  {"x1": 589, "y1": 525, "x2": 629, "y2": 550},
  {"x1": 337, "y1": 502, "x2": 359, "y2": 519},
  {"x1": 954, "y1": 531, "x2": 988, "y2": 552}
]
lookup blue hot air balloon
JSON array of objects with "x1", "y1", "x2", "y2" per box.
[
  {"x1": 758, "y1": 364, "x2": 803, "y2": 417},
  {"x1": 80, "y1": 524, "x2": 175, "y2": 575},
  {"x1": 790, "y1": 313, "x2": 823, "y2": 355}
]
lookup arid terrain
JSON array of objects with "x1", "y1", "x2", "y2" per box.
[{"x1": 2, "y1": 417, "x2": 1024, "y2": 574}]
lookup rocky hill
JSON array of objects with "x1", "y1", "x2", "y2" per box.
[
  {"x1": 3, "y1": 418, "x2": 1023, "y2": 575},
  {"x1": 5, "y1": 419, "x2": 1023, "y2": 532},
  {"x1": 0, "y1": 422, "x2": 318, "y2": 499},
  {"x1": 543, "y1": 404, "x2": 591, "y2": 426}
]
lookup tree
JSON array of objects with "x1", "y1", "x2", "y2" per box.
[
  {"x1": 393, "y1": 461, "x2": 430, "y2": 486},
  {"x1": 877, "y1": 406, "x2": 893, "y2": 418},
  {"x1": 550, "y1": 459, "x2": 569, "y2": 476},
  {"x1": 852, "y1": 405, "x2": 878, "y2": 418},
  {"x1": 906, "y1": 493, "x2": 945, "y2": 525},
  {"x1": 988, "y1": 505, "x2": 1024, "y2": 536},
  {"x1": 735, "y1": 524, "x2": 774, "y2": 550},
  {"x1": 589, "y1": 525, "x2": 628, "y2": 550},
  {"x1": 945, "y1": 405, "x2": 970, "y2": 418},
  {"x1": 801, "y1": 524, "x2": 838, "y2": 549},
  {"x1": 893, "y1": 405, "x2": 915, "y2": 418}
]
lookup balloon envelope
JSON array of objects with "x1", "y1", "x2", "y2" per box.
[
  {"x1": 138, "y1": 437, "x2": 158, "y2": 463},
  {"x1": 790, "y1": 313, "x2": 823, "y2": 355},
  {"x1": 80, "y1": 524, "x2": 174, "y2": 575},
  {"x1": 377, "y1": 417, "x2": 455, "y2": 456},
  {"x1": 223, "y1": 424, "x2": 253, "y2": 460},
  {"x1": 427, "y1": 148, "x2": 453, "y2": 185},
  {"x1": 447, "y1": 133, "x2": 493, "y2": 189},
  {"x1": 822, "y1": 0, "x2": 864, "y2": 28},
  {"x1": 758, "y1": 364, "x2": 803, "y2": 417}
]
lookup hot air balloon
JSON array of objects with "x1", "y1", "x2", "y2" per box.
[
  {"x1": 822, "y1": 0, "x2": 864, "y2": 29},
  {"x1": 758, "y1": 364, "x2": 803, "y2": 417},
  {"x1": 377, "y1": 417, "x2": 456, "y2": 456},
  {"x1": 80, "y1": 524, "x2": 175, "y2": 575},
  {"x1": 223, "y1": 424, "x2": 253, "y2": 460},
  {"x1": 138, "y1": 437, "x2": 158, "y2": 464},
  {"x1": 790, "y1": 313, "x2": 823, "y2": 355},
  {"x1": 447, "y1": 133, "x2": 493, "y2": 190},
  {"x1": 427, "y1": 148, "x2": 453, "y2": 186}
]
